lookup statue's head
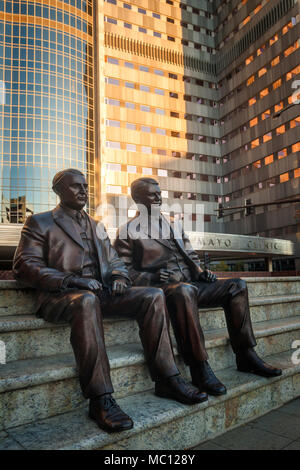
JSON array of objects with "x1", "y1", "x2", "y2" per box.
[
  {"x1": 52, "y1": 169, "x2": 88, "y2": 210},
  {"x1": 130, "y1": 177, "x2": 162, "y2": 212}
]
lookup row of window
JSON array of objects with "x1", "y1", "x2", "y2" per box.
[
  {"x1": 224, "y1": 142, "x2": 300, "y2": 182},
  {"x1": 0, "y1": 2, "x2": 92, "y2": 35},
  {"x1": 219, "y1": 18, "x2": 296, "y2": 89},
  {"x1": 224, "y1": 114, "x2": 299, "y2": 162},
  {"x1": 106, "y1": 56, "x2": 218, "y2": 88},
  {"x1": 224, "y1": 166, "x2": 300, "y2": 203}
]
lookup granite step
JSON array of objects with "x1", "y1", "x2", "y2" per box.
[
  {"x1": 1, "y1": 316, "x2": 300, "y2": 430},
  {"x1": 1, "y1": 278, "x2": 300, "y2": 316},
  {"x1": 1, "y1": 349, "x2": 299, "y2": 450},
  {"x1": 1, "y1": 294, "x2": 300, "y2": 362}
]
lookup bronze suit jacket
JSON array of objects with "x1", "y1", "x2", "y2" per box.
[
  {"x1": 13, "y1": 205, "x2": 130, "y2": 312},
  {"x1": 114, "y1": 214, "x2": 203, "y2": 286}
]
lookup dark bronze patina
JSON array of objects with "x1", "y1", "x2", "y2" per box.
[
  {"x1": 13, "y1": 170, "x2": 208, "y2": 433},
  {"x1": 114, "y1": 177, "x2": 282, "y2": 396}
]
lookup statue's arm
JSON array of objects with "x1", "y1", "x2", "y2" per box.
[
  {"x1": 114, "y1": 234, "x2": 154, "y2": 286},
  {"x1": 13, "y1": 215, "x2": 73, "y2": 291},
  {"x1": 182, "y1": 230, "x2": 202, "y2": 270}
]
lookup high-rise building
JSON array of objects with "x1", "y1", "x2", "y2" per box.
[
  {"x1": 0, "y1": 0, "x2": 97, "y2": 220},
  {"x1": 0, "y1": 0, "x2": 299, "y2": 267}
]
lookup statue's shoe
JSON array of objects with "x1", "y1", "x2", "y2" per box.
[
  {"x1": 89, "y1": 394, "x2": 133, "y2": 432},
  {"x1": 236, "y1": 348, "x2": 282, "y2": 378},
  {"x1": 191, "y1": 361, "x2": 227, "y2": 396},
  {"x1": 155, "y1": 376, "x2": 208, "y2": 405}
]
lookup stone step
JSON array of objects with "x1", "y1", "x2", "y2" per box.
[
  {"x1": 1, "y1": 349, "x2": 299, "y2": 450},
  {"x1": 1, "y1": 295, "x2": 300, "y2": 362},
  {"x1": 1, "y1": 278, "x2": 300, "y2": 316},
  {"x1": 1, "y1": 316, "x2": 299, "y2": 430}
]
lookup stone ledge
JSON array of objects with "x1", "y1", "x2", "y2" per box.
[{"x1": 2, "y1": 349, "x2": 299, "y2": 450}]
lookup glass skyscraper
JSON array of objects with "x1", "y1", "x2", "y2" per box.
[{"x1": 0, "y1": 0, "x2": 96, "y2": 223}]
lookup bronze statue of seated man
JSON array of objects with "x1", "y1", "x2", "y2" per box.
[
  {"x1": 114, "y1": 177, "x2": 282, "y2": 397},
  {"x1": 13, "y1": 169, "x2": 208, "y2": 434}
]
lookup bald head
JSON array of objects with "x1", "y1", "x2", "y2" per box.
[
  {"x1": 52, "y1": 169, "x2": 85, "y2": 193},
  {"x1": 52, "y1": 168, "x2": 88, "y2": 210}
]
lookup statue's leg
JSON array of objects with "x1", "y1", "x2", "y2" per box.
[
  {"x1": 102, "y1": 286, "x2": 207, "y2": 405},
  {"x1": 40, "y1": 290, "x2": 113, "y2": 399},
  {"x1": 162, "y1": 282, "x2": 208, "y2": 365},
  {"x1": 102, "y1": 286, "x2": 179, "y2": 381}
]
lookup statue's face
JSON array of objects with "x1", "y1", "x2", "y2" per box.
[
  {"x1": 58, "y1": 173, "x2": 88, "y2": 210},
  {"x1": 137, "y1": 183, "x2": 162, "y2": 212}
]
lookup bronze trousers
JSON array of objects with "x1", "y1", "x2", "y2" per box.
[
  {"x1": 162, "y1": 278, "x2": 257, "y2": 366},
  {"x1": 39, "y1": 286, "x2": 179, "y2": 399}
]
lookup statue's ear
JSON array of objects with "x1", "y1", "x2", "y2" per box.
[{"x1": 52, "y1": 185, "x2": 61, "y2": 197}]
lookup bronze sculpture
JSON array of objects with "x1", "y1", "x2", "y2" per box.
[
  {"x1": 13, "y1": 169, "x2": 208, "y2": 434},
  {"x1": 114, "y1": 177, "x2": 282, "y2": 396}
]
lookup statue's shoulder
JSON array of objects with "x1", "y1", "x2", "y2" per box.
[{"x1": 25, "y1": 210, "x2": 54, "y2": 229}]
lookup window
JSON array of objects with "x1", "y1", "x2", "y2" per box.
[
  {"x1": 155, "y1": 88, "x2": 164, "y2": 95},
  {"x1": 168, "y1": 36, "x2": 175, "y2": 42},
  {"x1": 125, "y1": 102, "x2": 135, "y2": 109},
  {"x1": 276, "y1": 125, "x2": 285, "y2": 135},
  {"x1": 105, "y1": 78, "x2": 119, "y2": 85},
  {"x1": 258, "y1": 67, "x2": 267, "y2": 77},
  {"x1": 273, "y1": 79, "x2": 281, "y2": 90},
  {"x1": 286, "y1": 65, "x2": 300, "y2": 81},
  {"x1": 274, "y1": 102, "x2": 283, "y2": 113},
  {"x1": 280, "y1": 173, "x2": 289, "y2": 183},
  {"x1": 290, "y1": 117, "x2": 300, "y2": 128},
  {"x1": 278, "y1": 148, "x2": 287, "y2": 159},
  {"x1": 123, "y1": 3, "x2": 131, "y2": 9},
  {"x1": 250, "y1": 117, "x2": 258, "y2": 127},
  {"x1": 271, "y1": 56, "x2": 280, "y2": 67},
  {"x1": 156, "y1": 109, "x2": 165, "y2": 115},
  {"x1": 154, "y1": 70, "x2": 164, "y2": 76},
  {"x1": 107, "y1": 163, "x2": 121, "y2": 171},
  {"x1": 251, "y1": 138, "x2": 260, "y2": 148},
  {"x1": 170, "y1": 92, "x2": 178, "y2": 98},
  {"x1": 140, "y1": 105, "x2": 150, "y2": 112},
  {"x1": 263, "y1": 132, "x2": 272, "y2": 143},
  {"x1": 126, "y1": 144, "x2": 136, "y2": 152},
  {"x1": 140, "y1": 66, "x2": 149, "y2": 72},
  {"x1": 139, "y1": 27, "x2": 147, "y2": 33},
  {"x1": 106, "y1": 119, "x2": 120, "y2": 127},
  {"x1": 158, "y1": 169, "x2": 168, "y2": 177},
  {"x1": 141, "y1": 146, "x2": 151, "y2": 153},
  {"x1": 167, "y1": 18, "x2": 174, "y2": 23},
  {"x1": 106, "y1": 141, "x2": 121, "y2": 149},
  {"x1": 265, "y1": 154, "x2": 274, "y2": 165},
  {"x1": 106, "y1": 98, "x2": 120, "y2": 106},
  {"x1": 127, "y1": 165, "x2": 137, "y2": 173},
  {"x1": 142, "y1": 168, "x2": 152, "y2": 175},
  {"x1": 294, "y1": 168, "x2": 300, "y2": 178},
  {"x1": 125, "y1": 82, "x2": 135, "y2": 89},
  {"x1": 292, "y1": 143, "x2": 300, "y2": 153},
  {"x1": 245, "y1": 55, "x2": 254, "y2": 66},
  {"x1": 105, "y1": 17, "x2": 117, "y2": 24},
  {"x1": 170, "y1": 111, "x2": 179, "y2": 118},
  {"x1": 152, "y1": 12, "x2": 160, "y2": 19},
  {"x1": 107, "y1": 185, "x2": 122, "y2": 194},
  {"x1": 125, "y1": 62, "x2": 134, "y2": 68},
  {"x1": 260, "y1": 88, "x2": 269, "y2": 98},
  {"x1": 249, "y1": 97, "x2": 256, "y2": 106},
  {"x1": 107, "y1": 57, "x2": 119, "y2": 65},
  {"x1": 156, "y1": 128, "x2": 166, "y2": 135},
  {"x1": 262, "y1": 109, "x2": 270, "y2": 120},
  {"x1": 141, "y1": 126, "x2": 151, "y2": 132},
  {"x1": 138, "y1": 8, "x2": 146, "y2": 14},
  {"x1": 247, "y1": 75, "x2": 254, "y2": 86},
  {"x1": 153, "y1": 32, "x2": 161, "y2": 38},
  {"x1": 157, "y1": 149, "x2": 166, "y2": 155},
  {"x1": 126, "y1": 123, "x2": 136, "y2": 130},
  {"x1": 140, "y1": 85, "x2": 150, "y2": 92},
  {"x1": 124, "y1": 23, "x2": 132, "y2": 29}
]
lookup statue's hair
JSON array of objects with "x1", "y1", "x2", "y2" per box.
[
  {"x1": 52, "y1": 168, "x2": 85, "y2": 191},
  {"x1": 130, "y1": 177, "x2": 159, "y2": 202}
]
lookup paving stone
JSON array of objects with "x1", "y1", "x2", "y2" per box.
[
  {"x1": 250, "y1": 409, "x2": 300, "y2": 440},
  {"x1": 282, "y1": 440, "x2": 300, "y2": 450},
  {"x1": 279, "y1": 398, "x2": 300, "y2": 417},
  {"x1": 193, "y1": 441, "x2": 227, "y2": 450},
  {"x1": 210, "y1": 423, "x2": 292, "y2": 450}
]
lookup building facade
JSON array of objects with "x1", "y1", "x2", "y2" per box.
[
  {"x1": 0, "y1": 0, "x2": 299, "y2": 267},
  {"x1": 0, "y1": 0, "x2": 97, "y2": 222}
]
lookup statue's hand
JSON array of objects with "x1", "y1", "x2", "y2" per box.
[
  {"x1": 198, "y1": 270, "x2": 217, "y2": 283},
  {"x1": 153, "y1": 269, "x2": 175, "y2": 283},
  {"x1": 69, "y1": 277, "x2": 103, "y2": 292},
  {"x1": 111, "y1": 279, "x2": 128, "y2": 296}
]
